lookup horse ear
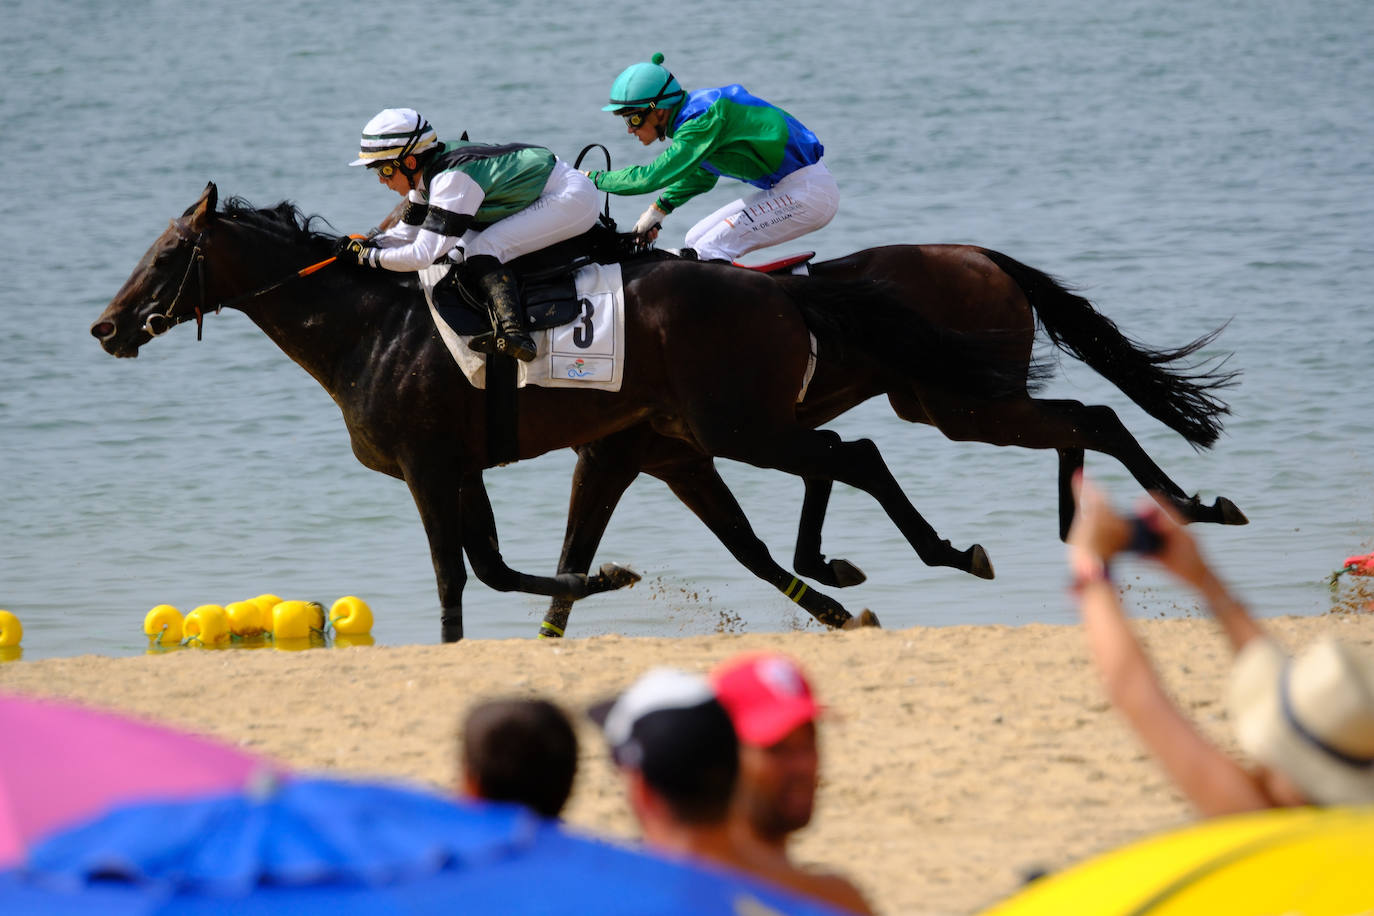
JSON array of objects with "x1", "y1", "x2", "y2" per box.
[
  {"x1": 185, "y1": 181, "x2": 218, "y2": 230},
  {"x1": 460, "y1": 130, "x2": 469, "y2": 141}
]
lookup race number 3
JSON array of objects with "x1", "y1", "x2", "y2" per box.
[{"x1": 572, "y1": 298, "x2": 595, "y2": 349}]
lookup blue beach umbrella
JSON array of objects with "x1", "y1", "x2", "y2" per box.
[{"x1": 0, "y1": 776, "x2": 845, "y2": 915}]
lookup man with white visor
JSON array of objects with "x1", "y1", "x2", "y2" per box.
[{"x1": 341, "y1": 108, "x2": 599, "y2": 362}]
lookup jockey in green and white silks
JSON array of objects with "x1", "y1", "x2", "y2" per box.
[
  {"x1": 586, "y1": 54, "x2": 839, "y2": 262},
  {"x1": 340, "y1": 108, "x2": 599, "y2": 362}
]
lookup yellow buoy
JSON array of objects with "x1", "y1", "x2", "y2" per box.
[
  {"x1": 183, "y1": 604, "x2": 231, "y2": 646},
  {"x1": 305, "y1": 601, "x2": 326, "y2": 631},
  {"x1": 272, "y1": 600, "x2": 317, "y2": 641},
  {"x1": 225, "y1": 600, "x2": 267, "y2": 638},
  {"x1": 250, "y1": 593, "x2": 283, "y2": 618},
  {"x1": 329, "y1": 596, "x2": 374, "y2": 635},
  {"x1": 0, "y1": 610, "x2": 23, "y2": 648},
  {"x1": 143, "y1": 604, "x2": 183, "y2": 644},
  {"x1": 333, "y1": 633, "x2": 376, "y2": 649}
]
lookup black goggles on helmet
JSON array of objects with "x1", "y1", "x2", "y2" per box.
[{"x1": 619, "y1": 108, "x2": 652, "y2": 130}]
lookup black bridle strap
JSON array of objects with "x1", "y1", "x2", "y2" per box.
[
  {"x1": 213, "y1": 253, "x2": 339, "y2": 311},
  {"x1": 154, "y1": 236, "x2": 340, "y2": 341}
]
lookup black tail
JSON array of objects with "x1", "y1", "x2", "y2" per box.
[
  {"x1": 776, "y1": 274, "x2": 1030, "y2": 402},
  {"x1": 980, "y1": 249, "x2": 1238, "y2": 449}
]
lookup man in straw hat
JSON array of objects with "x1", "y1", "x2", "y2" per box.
[
  {"x1": 590, "y1": 667, "x2": 874, "y2": 914},
  {"x1": 1066, "y1": 473, "x2": 1374, "y2": 814}
]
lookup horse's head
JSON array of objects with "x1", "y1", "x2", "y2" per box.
[{"x1": 90, "y1": 182, "x2": 221, "y2": 357}]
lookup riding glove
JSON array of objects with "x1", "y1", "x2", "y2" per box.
[
  {"x1": 632, "y1": 204, "x2": 665, "y2": 238},
  {"x1": 334, "y1": 236, "x2": 380, "y2": 268}
]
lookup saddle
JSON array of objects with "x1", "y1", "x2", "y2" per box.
[
  {"x1": 431, "y1": 217, "x2": 661, "y2": 336},
  {"x1": 430, "y1": 217, "x2": 814, "y2": 334}
]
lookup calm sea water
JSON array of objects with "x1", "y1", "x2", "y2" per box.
[{"x1": 2, "y1": 0, "x2": 1371, "y2": 661}]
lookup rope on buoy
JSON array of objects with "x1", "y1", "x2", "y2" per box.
[{"x1": 1330, "y1": 552, "x2": 1374, "y2": 589}]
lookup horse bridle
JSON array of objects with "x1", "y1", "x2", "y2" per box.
[
  {"x1": 144, "y1": 221, "x2": 337, "y2": 342},
  {"x1": 144, "y1": 223, "x2": 211, "y2": 340}
]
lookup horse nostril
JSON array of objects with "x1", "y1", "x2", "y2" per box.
[{"x1": 90, "y1": 321, "x2": 114, "y2": 340}]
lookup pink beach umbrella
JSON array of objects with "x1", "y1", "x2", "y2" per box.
[{"x1": 0, "y1": 691, "x2": 279, "y2": 867}]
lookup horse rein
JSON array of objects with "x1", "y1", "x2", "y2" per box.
[{"x1": 144, "y1": 223, "x2": 340, "y2": 342}]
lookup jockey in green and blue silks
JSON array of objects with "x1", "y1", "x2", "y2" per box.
[
  {"x1": 338, "y1": 107, "x2": 599, "y2": 363},
  {"x1": 585, "y1": 53, "x2": 839, "y2": 262}
]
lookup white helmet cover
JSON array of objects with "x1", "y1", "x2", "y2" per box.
[{"x1": 350, "y1": 108, "x2": 438, "y2": 166}]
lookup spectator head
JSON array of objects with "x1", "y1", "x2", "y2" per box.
[
  {"x1": 1229, "y1": 636, "x2": 1374, "y2": 805},
  {"x1": 460, "y1": 698, "x2": 578, "y2": 819},
  {"x1": 590, "y1": 668, "x2": 739, "y2": 825},
  {"x1": 713, "y1": 652, "x2": 822, "y2": 840}
]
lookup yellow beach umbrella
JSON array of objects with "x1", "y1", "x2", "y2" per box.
[{"x1": 977, "y1": 805, "x2": 1374, "y2": 916}]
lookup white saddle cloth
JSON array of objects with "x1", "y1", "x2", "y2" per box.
[{"x1": 418, "y1": 262, "x2": 626, "y2": 392}]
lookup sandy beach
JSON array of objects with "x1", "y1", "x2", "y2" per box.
[{"x1": 3, "y1": 609, "x2": 1371, "y2": 915}]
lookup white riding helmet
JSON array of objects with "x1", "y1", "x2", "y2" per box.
[{"x1": 349, "y1": 108, "x2": 438, "y2": 166}]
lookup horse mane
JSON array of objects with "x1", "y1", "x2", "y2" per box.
[
  {"x1": 217, "y1": 196, "x2": 340, "y2": 253},
  {"x1": 208, "y1": 195, "x2": 419, "y2": 298}
]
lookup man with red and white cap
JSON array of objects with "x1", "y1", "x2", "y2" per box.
[
  {"x1": 591, "y1": 666, "x2": 873, "y2": 915},
  {"x1": 713, "y1": 652, "x2": 873, "y2": 914}
]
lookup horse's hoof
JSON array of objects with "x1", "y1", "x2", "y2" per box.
[
  {"x1": 1215, "y1": 497, "x2": 1249, "y2": 526},
  {"x1": 828, "y1": 559, "x2": 867, "y2": 587},
  {"x1": 968, "y1": 545, "x2": 995, "y2": 580},
  {"x1": 597, "y1": 562, "x2": 642, "y2": 590},
  {"x1": 841, "y1": 609, "x2": 881, "y2": 630}
]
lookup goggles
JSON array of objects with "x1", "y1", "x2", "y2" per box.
[
  {"x1": 620, "y1": 109, "x2": 652, "y2": 130},
  {"x1": 369, "y1": 160, "x2": 401, "y2": 178}
]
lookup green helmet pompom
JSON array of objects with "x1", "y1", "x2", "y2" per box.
[{"x1": 651, "y1": 52, "x2": 665, "y2": 65}]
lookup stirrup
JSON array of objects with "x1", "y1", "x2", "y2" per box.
[
  {"x1": 496, "y1": 332, "x2": 537, "y2": 362},
  {"x1": 467, "y1": 331, "x2": 498, "y2": 354}
]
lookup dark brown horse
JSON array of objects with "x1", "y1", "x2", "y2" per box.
[
  {"x1": 90, "y1": 183, "x2": 1021, "y2": 640},
  {"x1": 536, "y1": 245, "x2": 1245, "y2": 637}
]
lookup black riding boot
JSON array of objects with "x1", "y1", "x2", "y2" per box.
[{"x1": 466, "y1": 256, "x2": 536, "y2": 362}]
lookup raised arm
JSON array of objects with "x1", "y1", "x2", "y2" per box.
[{"x1": 1067, "y1": 474, "x2": 1275, "y2": 816}]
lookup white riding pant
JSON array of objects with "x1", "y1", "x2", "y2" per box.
[
  {"x1": 462, "y1": 160, "x2": 601, "y2": 263},
  {"x1": 684, "y1": 162, "x2": 839, "y2": 262}
]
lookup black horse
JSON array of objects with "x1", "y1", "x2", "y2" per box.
[
  {"x1": 536, "y1": 245, "x2": 1245, "y2": 637},
  {"x1": 91, "y1": 183, "x2": 1021, "y2": 640}
]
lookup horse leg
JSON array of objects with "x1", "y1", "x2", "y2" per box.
[
  {"x1": 652, "y1": 456, "x2": 871, "y2": 629},
  {"x1": 698, "y1": 423, "x2": 993, "y2": 579},
  {"x1": 541, "y1": 436, "x2": 649, "y2": 639},
  {"x1": 457, "y1": 472, "x2": 639, "y2": 601},
  {"x1": 404, "y1": 469, "x2": 469, "y2": 643},
  {"x1": 1026, "y1": 401, "x2": 1246, "y2": 526},
  {"x1": 898, "y1": 391, "x2": 1248, "y2": 532},
  {"x1": 1057, "y1": 447, "x2": 1085, "y2": 540},
  {"x1": 792, "y1": 477, "x2": 868, "y2": 587}
]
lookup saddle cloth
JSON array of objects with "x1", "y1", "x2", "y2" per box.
[{"x1": 418, "y1": 261, "x2": 626, "y2": 393}]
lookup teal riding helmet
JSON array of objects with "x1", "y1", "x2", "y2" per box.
[{"x1": 603, "y1": 52, "x2": 686, "y2": 112}]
